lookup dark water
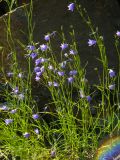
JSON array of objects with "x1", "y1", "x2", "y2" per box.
[
  {"x1": 0, "y1": 0, "x2": 120, "y2": 105},
  {"x1": 0, "y1": 0, "x2": 120, "y2": 83},
  {"x1": 0, "y1": 0, "x2": 8, "y2": 16},
  {"x1": 0, "y1": 0, "x2": 29, "y2": 16}
]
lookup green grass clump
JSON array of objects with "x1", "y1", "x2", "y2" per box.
[{"x1": 0, "y1": 1, "x2": 120, "y2": 159}]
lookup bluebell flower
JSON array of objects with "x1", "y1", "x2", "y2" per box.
[
  {"x1": 69, "y1": 49, "x2": 77, "y2": 55},
  {"x1": 34, "y1": 128, "x2": 39, "y2": 134},
  {"x1": 44, "y1": 34, "x2": 50, "y2": 41},
  {"x1": 32, "y1": 114, "x2": 39, "y2": 120},
  {"x1": 109, "y1": 84, "x2": 115, "y2": 90},
  {"x1": 7, "y1": 72, "x2": 14, "y2": 77},
  {"x1": 23, "y1": 132, "x2": 30, "y2": 138},
  {"x1": 116, "y1": 31, "x2": 120, "y2": 37},
  {"x1": 60, "y1": 43, "x2": 68, "y2": 50},
  {"x1": 53, "y1": 82, "x2": 59, "y2": 87},
  {"x1": 0, "y1": 105, "x2": 8, "y2": 111},
  {"x1": 5, "y1": 119, "x2": 13, "y2": 125},
  {"x1": 68, "y1": 77, "x2": 74, "y2": 83},
  {"x1": 48, "y1": 81, "x2": 59, "y2": 87},
  {"x1": 69, "y1": 70, "x2": 77, "y2": 76},
  {"x1": 86, "y1": 95, "x2": 92, "y2": 102},
  {"x1": 48, "y1": 65, "x2": 54, "y2": 70},
  {"x1": 18, "y1": 73, "x2": 23, "y2": 78},
  {"x1": 109, "y1": 69, "x2": 115, "y2": 78},
  {"x1": 51, "y1": 150, "x2": 56, "y2": 158},
  {"x1": 12, "y1": 87, "x2": 19, "y2": 94},
  {"x1": 36, "y1": 71, "x2": 42, "y2": 77},
  {"x1": 40, "y1": 44, "x2": 48, "y2": 51},
  {"x1": 60, "y1": 61, "x2": 67, "y2": 68},
  {"x1": 35, "y1": 76, "x2": 40, "y2": 81},
  {"x1": 40, "y1": 66, "x2": 45, "y2": 73},
  {"x1": 10, "y1": 109, "x2": 17, "y2": 114},
  {"x1": 88, "y1": 39, "x2": 96, "y2": 46},
  {"x1": 68, "y1": 3, "x2": 75, "y2": 12},
  {"x1": 27, "y1": 45, "x2": 35, "y2": 51},
  {"x1": 35, "y1": 58, "x2": 43, "y2": 66},
  {"x1": 48, "y1": 82, "x2": 53, "y2": 86},
  {"x1": 44, "y1": 31, "x2": 56, "y2": 41},
  {"x1": 57, "y1": 71, "x2": 65, "y2": 76},
  {"x1": 30, "y1": 52, "x2": 37, "y2": 59},
  {"x1": 34, "y1": 67, "x2": 41, "y2": 73}
]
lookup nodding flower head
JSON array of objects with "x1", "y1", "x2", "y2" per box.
[
  {"x1": 60, "y1": 43, "x2": 68, "y2": 50},
  {"x1": 68, "y1": 3, "x2": 75, "y2": 12},
  {"x1": 40, "y1": 44, "x2": 48, "y2": 51},
  {"x1": 53, "y1": 82, "x2": 59, "y2": 87},
  {"x1": 12, "y1": 87, "x2": 19, "y2": 94},
  {"x1": 44, "y1": 34, "x2": 50, "y2": 41},
  {"x1": 67, "y1": 77, "x2": 74, "y2": 83},
  {"x1": 60, "y1": 61, "x2": 67, "y2": 68},
  {"x1": 35, "y1": 76, "x2": 40, "y2": 81},
  {"x1": 109, "y1": 84, "x2": 115, "y2": 90},
  {"x1": 36, "y1": 71, "x2": 42, "y2": 77},
  {"x1": 26, "y1": 45, "x2": 35, "y2": 51},
  {"x1": 34, "y1": 67, "x2": 41, "y2": 73},
  {"x1": 7, "y1": 72, "x2": 14, "y2": 77},
  {"x1": 69, "y1": 70, "x2": 77, "y2": 76},
  {"x1": 57, "y1": 71, "x2": 65, "y2": 76},
  {"x1": 40, "y1": 66, "x2": 45, "y2": 73},
  {"x1": 69, "y1": 49, "x2": 77, "y2": 55},
  {"x1": 10, "y1": 109, "x2": 17, "y2": 114},
  {"x1": 30, "y1": 52, "x2": 37, "y2": 59},
  {"x1": 35, "y1": 58, "x2": 45, "y2": 66},
  {"x1": 86, "y1": 95, "x2": 92, "y2": 102},
  {"x1": 48, "y1": 65, "x2": 54, "y2": 70},
  {"x1": 23, "y1": 132, "x2": 30, "y2": 138},
  {"x1": 51, "y1": 150, "x2": 56, "y2": 158},
  {"x1": 48, "y1": 81, "x2": 53, "y2": 86},
  {"x1": 34, "y1": 128, "x2": 40, "y2": 134},
  {"x1": 44, "y1": 31, "x2": 56, "y2": 41},
  {"x1": 32, "y1": 114, "x2": 39, "y2": 120},
  {"x1": 0, "y1": 105, "x2": 8, "y2": 111},
  {"x1": 88, "y1": 39, "x2": 96, "y2": 46},
  {"x1": 18, "y1": 73, "x2": 23, "y2": 78},
  {"x1": 5, "y1": 119, "x2": 13, "y2": 125},
  {"x1": 109, "y1": 69, "x2": 115, "y2": 78},
  {"x1": 116, "y1": 31, "x2": 120, "y2": 37}
]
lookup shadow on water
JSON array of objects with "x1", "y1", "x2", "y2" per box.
[
  {"x1": 0, "y1": 0, "x2": 29, "y2": 16},
  {"x1": 0, "y1": 0, "x2": 120, "y2": 117},
  {"x1": 0, "y1": 0, "x2": 120, "y2": 83}
]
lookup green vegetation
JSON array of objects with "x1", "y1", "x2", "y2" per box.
[{"x1": 0, "y1": 0, "x2": 120, "y2": 159}]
